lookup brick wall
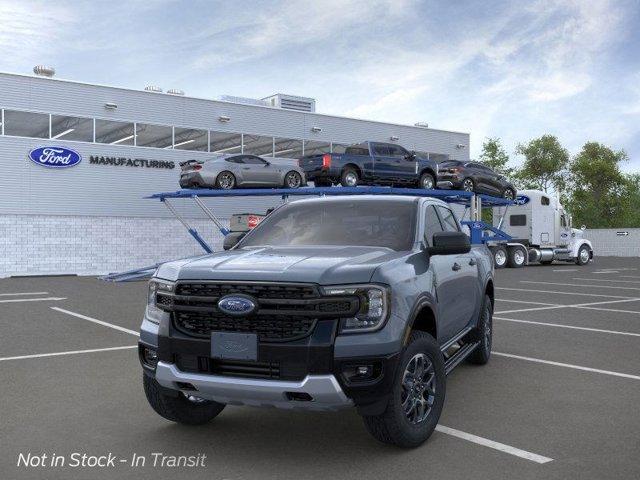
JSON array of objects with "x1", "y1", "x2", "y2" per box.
[
  {"x1": 583, "y1": 228, "x2": 640, "y2": 257},
  {"x1": 0, "y1": 214, "x2": 228, "y2": 277}
]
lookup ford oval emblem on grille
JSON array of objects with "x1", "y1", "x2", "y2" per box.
[{"x1": 217, "y1": 295, "x2": 257, "y2": 316}]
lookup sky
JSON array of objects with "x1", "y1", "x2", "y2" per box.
[{"x1": 1, "y1": 0, "x2": 639, "y2": 171}]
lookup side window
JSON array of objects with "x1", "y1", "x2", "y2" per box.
[
  {"x1": 560, "y1": 215, "x2": 567, "y2": 227},
  {"x1": 373, "y1": 144, "x2": 390, "y2": 156},
  {"x1": 226, "y1": 156, "x2": 244, "y2": 164},
  {"x1": 436, "y1": 206, "x2": 460, "y2": 232},
  {"x1": 243, "y1": 156, "x2": 268, "y2": 165},
  {"x1": 510, "y1": 215, "x2": 526, "y2": 226},
  {"x1": 387, "y1": 145, "x2": 409, "y2": 158},
  {"x1": 541, "y1": 196, "x2": 550, "y2": 206},
  {"x1": 423, "y1": 205, "x2": 444, "y2": 246}
]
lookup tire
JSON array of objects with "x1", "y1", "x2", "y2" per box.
[
  {"x1": 467, "y1": 294, "x2": 492, "y2": 365},
  {"x1": 284, "y1": 170, "x2": 303, "y2": 189},
  {"x1": 491, "y1": 245, "x2": 507, "y2": 269},
  {"x1": 362, "y1": 331, "x2": 446, "y2": 448},
  {"x1": 340, "y1": 167, "x2": 359, "y2": 187},
  {"x1": 143, "y1": 374, "x2": 225, "y2": 425},
  {"x1": 576, "y1": 245, "x2": 591, "y2": 266},
  {"x1": 462, "y1": 178, "x2": 475, "y2": 192},
  {"x1": 506, "y1": 246, "x2": 526, "y2": 268},
  {"x1": 418, "y1": 172, "x2": 436, "y2": 190},
  {"x1": 314, "y1": 178, "x2": 332, "y2": 187},
  {"x1": 502, "y1": 188, "x2": 516, "y2": 200},
  {"x1": 215, "y1": 171, "x2": 236, "y2": 190}
]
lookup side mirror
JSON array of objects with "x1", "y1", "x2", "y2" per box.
[
  {"x1": 263, "y1": 160, "x2": 271, "y2": 166},
  {"x1": 404, "y1": 151, "x2": 416, "y2": 160},
  {"x1": 427, "y1": 231, "x2": 471, "y2": 256},
  {"x1": 223, "y1": 231, "x2": 246, "y2": 250}
]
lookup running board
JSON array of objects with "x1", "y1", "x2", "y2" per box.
[{"x1": 444, "y1": 342, "x2": 480, "y2": 375}]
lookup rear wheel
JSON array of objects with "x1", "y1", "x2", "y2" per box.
[
  {"x1": 340, "y1": 168, "x2": 359, "y2": 187},
  {"x1": 215, "y1": 171, "x2": 236, "y2": 190},
  {"x1": 143, "y1": 375, "x2": 225, "y2": 425},
  {"x1": 284, "y1": 171, "x2": 303, "y2": 189},
  {"x1": 462, "y1": 178, "x2": 475, "y2": 192},
  {"x1": 467, "y1": 294, "x2": 492, "y2": 365},
  {"x1": 507, "y1": 245, "x2": 526, "y2": 268},
  {"x1": 362, "y1": 331, "x2": 445, "y2": 448},
  {"x1": 491, "y1": 246, "x2": 507, "y2": 269},
  {"x1": 419, "y1": 172, "x2": 436, "y2": 190}
]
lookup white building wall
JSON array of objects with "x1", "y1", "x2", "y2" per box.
[
  {"x1": 0, "y1": 214, "x2": 228, "y2": 277},
  {"x1": 584, "y1": 228, "x2": 640, "y2": 257}
]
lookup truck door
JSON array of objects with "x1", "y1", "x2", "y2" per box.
[
  {"x1": 387, "y1": 144, "x2": 418, "y2": 183},
  {"x1": 371, "y1": 143, "x2": 394, "y2": 182},
  {"x1": 557, "y1": 210, "x2": 571, "y2": 246},
  {"x1": 426, "y1": 205, "x2": 479, "y2": 342}
]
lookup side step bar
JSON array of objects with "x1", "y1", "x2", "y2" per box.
[{"x1": 444, "y1": 341, "x2": 480, "y2": 375}]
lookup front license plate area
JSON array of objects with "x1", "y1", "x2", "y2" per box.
[{"x1": 211, "y1": 332, "x2": 258, "y2": 361}]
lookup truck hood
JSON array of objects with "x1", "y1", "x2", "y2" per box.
[{"x1": 155, "y1": 246, "x2": 405, "y2": 284}]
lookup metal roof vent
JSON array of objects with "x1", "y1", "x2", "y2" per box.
[
  {"x1": 167, "y1": 89, "x2": 185, "y2": 96},
  {"x1": 262, "y1": 94, "x2": 316, "y2": 112},
  {"x1": 33, "y1": 65, "x2": 55, "y2": 77},
  {"x1": 144, "y1": 85, "x2": 163, "y2": 93},
  {"x1": 414, "y1": 122, "x2": 429, "y2": 128}
]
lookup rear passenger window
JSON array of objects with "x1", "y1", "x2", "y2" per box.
[
  {"x1": 423, "y1": 205, "x2": 444, "y2": 246},
  {"x1": 510, "y1": 214, "x2": 526, "y2": 226},
  {"x1": 436, "y1": 207, "x2": 460, "y2": 232}
]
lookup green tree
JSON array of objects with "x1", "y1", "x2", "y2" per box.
[
  {"x1": 566, "y1": 142, "x2": 629, "y2": 228},
  {"x1": 622, "y1": 174, "x2": 640, "y2": 227},
  {"x1": 479, "y1": 137, "x2": 514, "y2": 177},
  {"x1": 515, "y1": 135, "x2": 569, "y2": 193}
]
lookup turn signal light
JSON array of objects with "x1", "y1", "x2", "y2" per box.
[
  {"x1": 193, "y1": 165, "x2": 202, "y2": 171},
  {"x1": 322, "y1": 154, "x2": 331, "y2": 169}
]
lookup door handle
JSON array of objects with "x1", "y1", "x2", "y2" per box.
[
  {"x1": 452, "y1": 262, "x2": 461, "y2": 271},
  {"x1": 242, "y1": 167, "x2": 250, "y2": 170},
  {"x1": 468, "y1": 258, "x2": 477, "y2": 266}
]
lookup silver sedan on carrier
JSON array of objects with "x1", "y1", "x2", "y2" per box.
[{"x1": 179, "y1": 154, "x2": 307, "y2": 189}]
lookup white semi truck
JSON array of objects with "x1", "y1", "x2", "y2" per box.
[{"x1": 489, "y1": 189, "x2": 593, "y2": 268}]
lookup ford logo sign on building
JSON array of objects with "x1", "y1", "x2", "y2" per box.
[
  {"x1": 217, "y1": 295, "x2": 257, "y2": 316},
  {"x1": 28, "y1": 146, "x2": 82, "y2": 168}
]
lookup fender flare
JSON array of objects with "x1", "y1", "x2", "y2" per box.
[{"x1": 402, "y1": 294, "x2": 438, "y2": 346}]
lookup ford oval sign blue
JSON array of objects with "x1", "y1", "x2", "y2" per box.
[
  {"x1": 217, "y1": 295, "x2": 257, "y2": 316},
  {"x1": 28, "y1": 146, "x2": 82, "y2": 168},
  {"x1": 514, "y1": 195, "x2": 530, "y2": 206}
]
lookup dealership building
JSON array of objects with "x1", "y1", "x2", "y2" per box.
[{"x1": 0, "y1": 69, "x2": 471, "y2": 277}]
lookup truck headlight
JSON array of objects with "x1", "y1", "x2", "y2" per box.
[
  {"x1": 323, "y1": 284, "x2": 390, "y2": 333},
  {"x1": 146, "y1": 279, "x2": 175, "y2": 324}
]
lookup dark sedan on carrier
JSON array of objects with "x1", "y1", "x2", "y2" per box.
[{"x1": 437, "y1": 160, "x2": 516, "y2": 199}]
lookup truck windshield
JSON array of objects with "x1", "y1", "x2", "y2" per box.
[{"x1": 238, "y1": 199, "x2": 417, "y2": 251}]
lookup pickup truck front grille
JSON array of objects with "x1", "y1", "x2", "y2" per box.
[
  {"x1": 175, "y1": 354, "x2": 280, "y2": 379},
  {"x1": 161, "y1": 282, "x2": 358, "y2": 342},
  {"x1": 173, "y1": 311, "x2": 316, "y2": 342}
]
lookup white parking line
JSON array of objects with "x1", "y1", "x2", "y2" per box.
[
  {"x1": 521, "y1": 281, "x2": 640, "y2": 291},
  {"x1": 0, "y1": 291, "x2": 49, "y2": 296},
  {"x1": 497, "y1": 287, "x2": 638, "y2": 299},
  {"x1": 51, "y1": 307, "x2": 139, "y2": 336},
  {"x1": 620, "y1": 275, "x2": 640, "y2": 279},
  {"x1": 435, "y1": 425, "x2": 553, "y2": 464},
  {"x1": 493, "y1": 352, "x2": 640, "y2": 381},
  {"x1": 593, "y1": 270, "x2": 619, "y2": 274},
  {"x1": 552, "y1": 269, "x2": 578, "y2": 272},
  {"x1": 495, "y1": 297, "x2": 640, "y2": 315},
  {"x1": 0, "y1": 297, "x2": 66, "y2": 303},
  {"x1": 497, "y1": 299, "x2": 560, "y2": 306},
  {"x1": 494, "y1": 317, "x2": 640, "y2": 337},
  {"x1": 0, "y1": 346, "x2": 137, "y2": 362},
  {"x1": 572, "y1": 278, "x2": 640, "y2": 284},
  {"x1": 575, "y1": 306, "x2": 640, "y2": 315},
  {"x1": 495, "y1": 305, "x2": 566, "y2": 314}
]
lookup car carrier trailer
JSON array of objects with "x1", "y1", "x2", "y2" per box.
[{"x1": 101, "y1": 186, "x2": 592, "y2": 282}]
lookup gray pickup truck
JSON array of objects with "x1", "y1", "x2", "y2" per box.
[{"x1": 139, "y1": 195, "x2": 495, "y2": 447}]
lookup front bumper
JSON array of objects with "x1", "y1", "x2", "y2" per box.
[{"x1": 155, "y1": 361, "x2": 352, "y2": 411}]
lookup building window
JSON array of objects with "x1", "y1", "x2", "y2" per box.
[
  {"x1": 303, "y1": 140, "x2": 331, "y2": 156},
  {"x1": 173, "y1": 127, "x2": 208, "y2": 151},
  {"x1": 210, "y1": 131, "x2": 242, "y2": 154},
  {"x1": 95, "y1": 119, "x2": 135, "y2": 145},
  {"x1": 273, "y1": 137, "x2": 303, "y2": 158},
  {"x1": 51, "y1": 114, "x2": 93, "y2": 142},
  {"x1": 3, "y1": 110, "x2": 49, "y2": 138},
  {"x1": 243, "y1": 134, "x2": 274, "y2": 156},
  {"x1": 136, "y1": 123, "x2": 173, "y2": 148}
]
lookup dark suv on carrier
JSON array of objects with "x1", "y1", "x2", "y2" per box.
[{"x1": 438, "y1": 160, "x2": 516, "y2": 199}]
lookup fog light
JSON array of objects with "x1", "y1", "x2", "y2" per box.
[
  {"x1": 142, "y1": 347, "x2": 158, "y2": 368},
  {"x1": 342, "y1": 363, "x2": 380, "y2": 383},
  {"x1": 356, "y1": 366, "x2": 372, "y2": 377}
]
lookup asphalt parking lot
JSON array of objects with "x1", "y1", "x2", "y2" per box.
[{"x1": 2, "y1": 257, "x2": 640, "y2": 480}]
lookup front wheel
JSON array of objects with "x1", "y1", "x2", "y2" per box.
[
  {"x1": 284, "y1": 170, "x2": 303, "y2": 189},
  {"x1": 418, "y1": 172, "x2": 436, "y2": 190},
  {"x1": 576, "y1": 245, "x2": 591, "y2": 265},
  {"x1": 143, "y1": 375, "x2": 225, "y2": 425},
  {"x1": 362, "y1": 331, "x2": 445, "y2": 448}
]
